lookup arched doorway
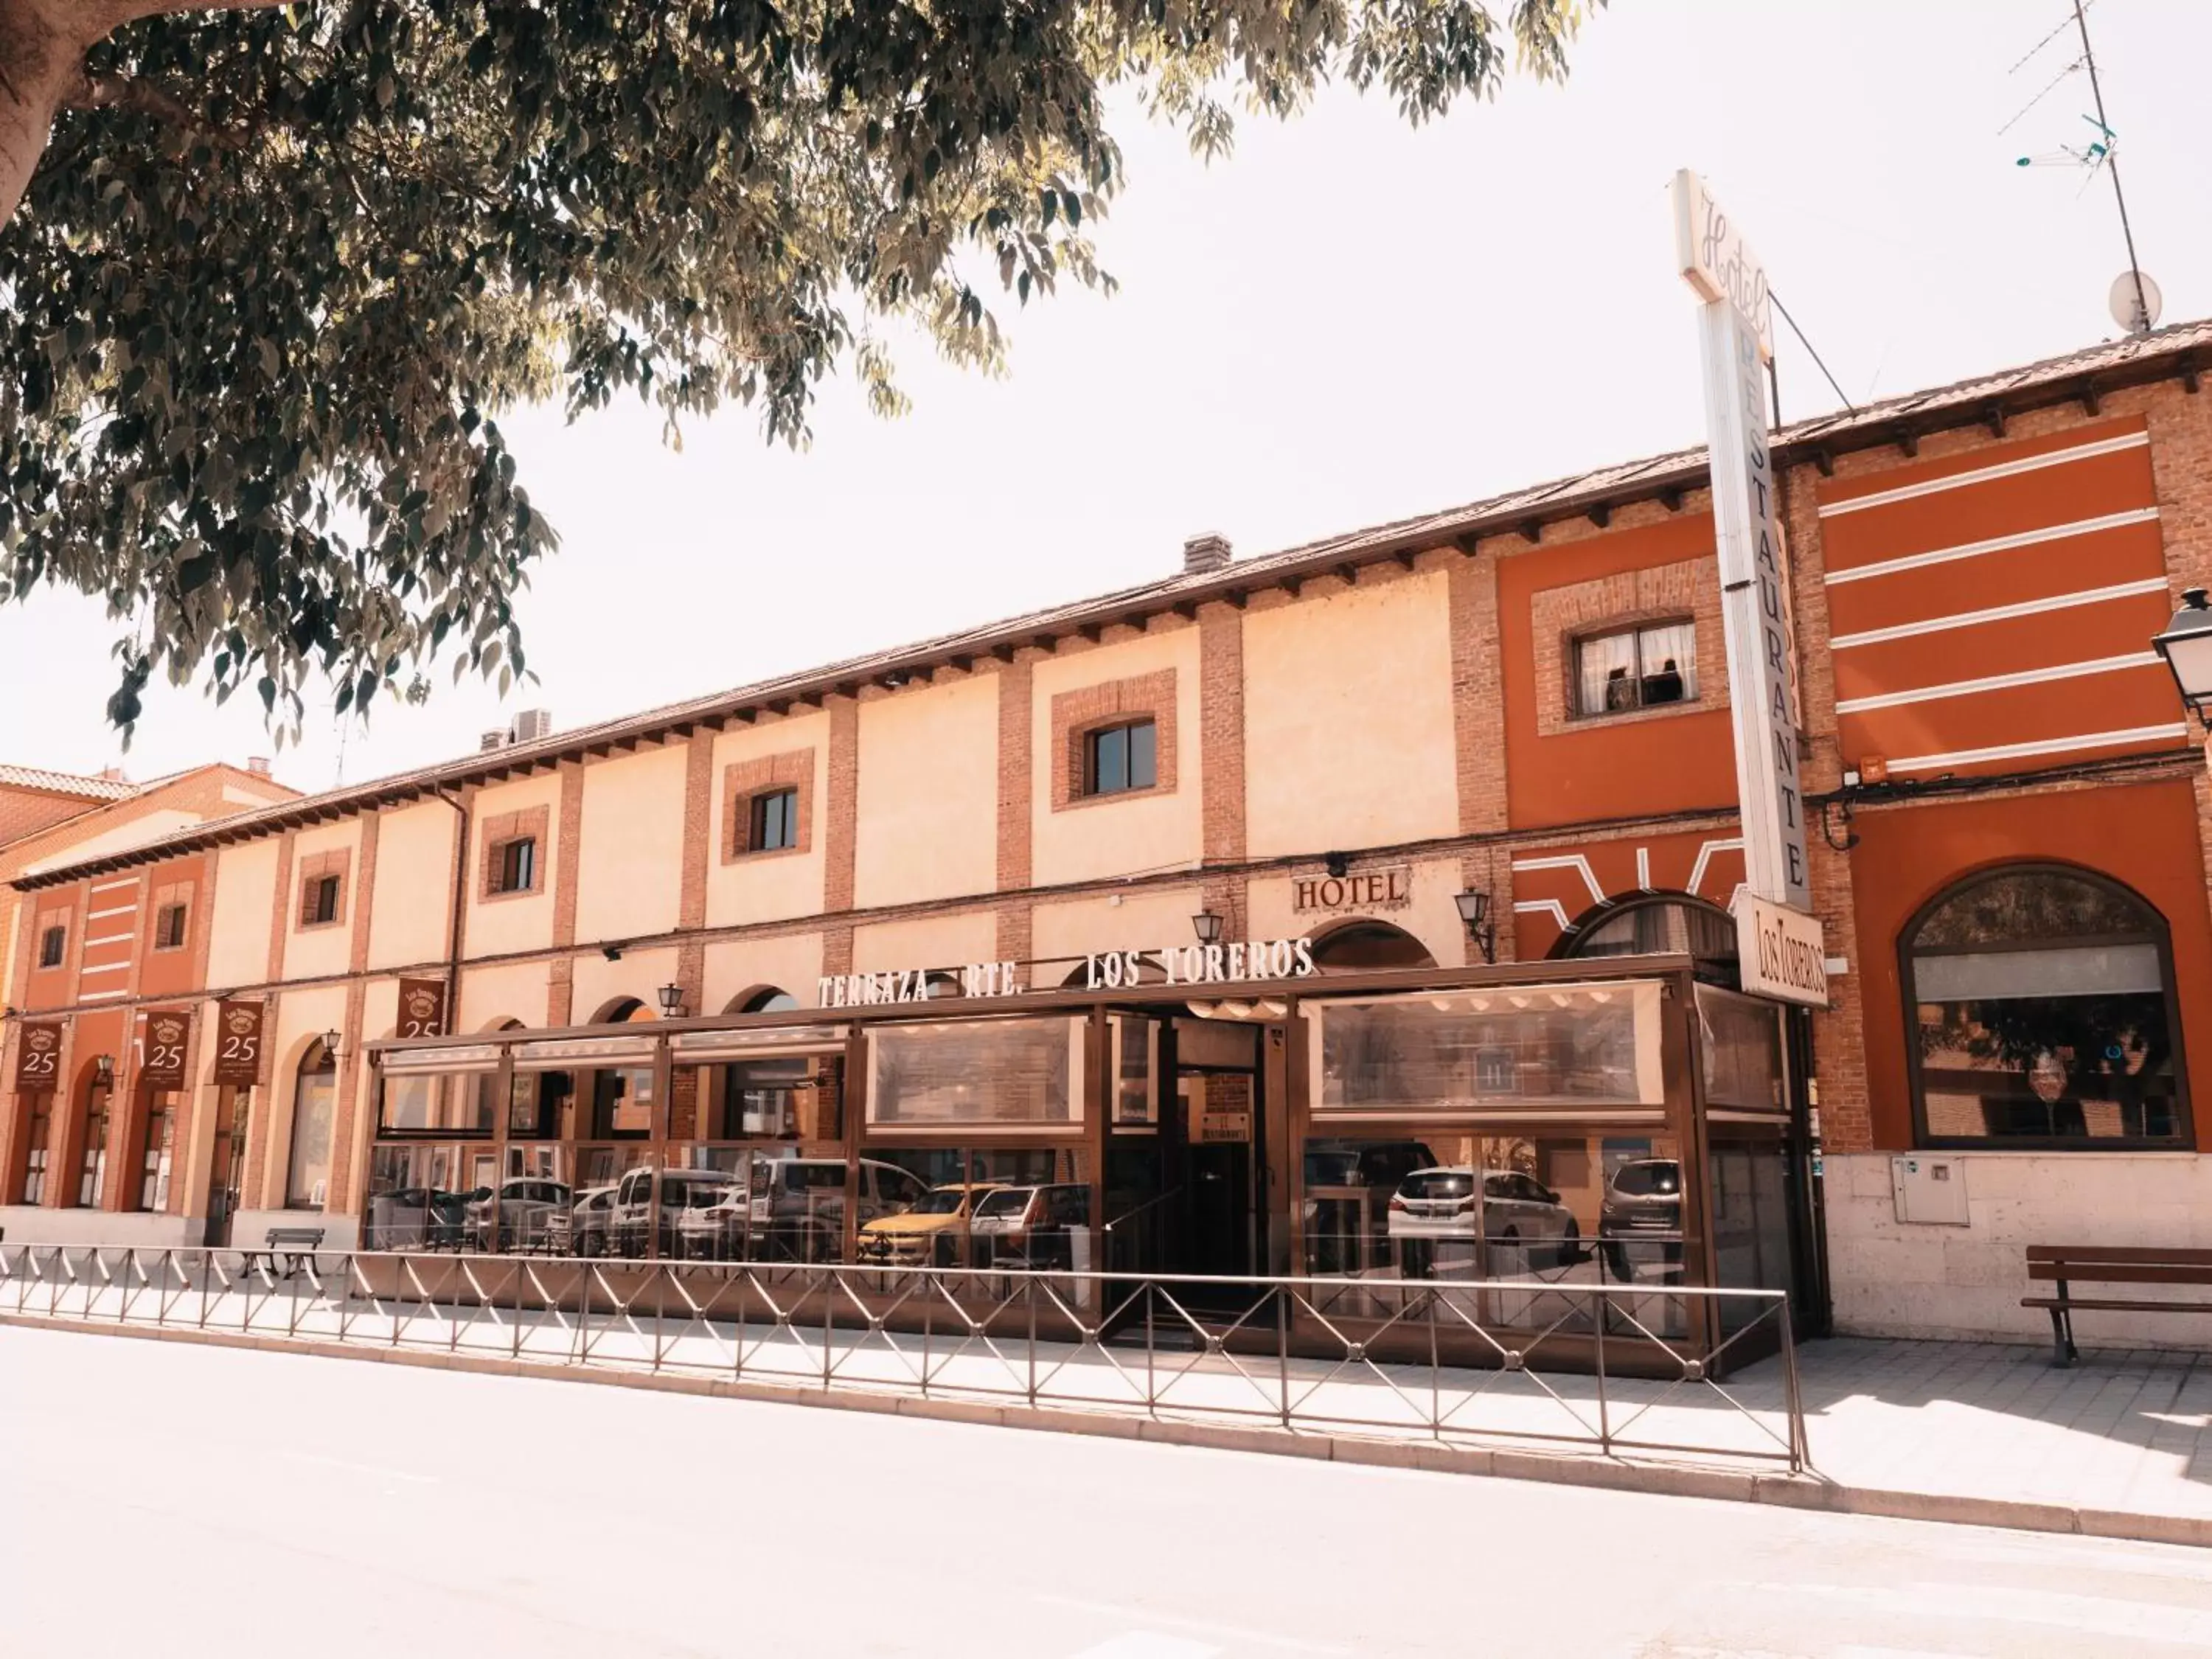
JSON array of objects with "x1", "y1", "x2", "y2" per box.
[
  {"x1": 587, "y1": 998, "x2": 655, "y2": 1138},
  {"x1": 1305, "y1": 918, "x2": 1438, "y2": 972},
  {"x1": 728, "y1": 986, "x2": 799, "y2": 1015},
  {"x1": 69, "y1": 1063, "x2": 112, "y2": 1210},
  {"x1": 284, "y1": 1038, "x2": 338, "y2": 1210},
  {"x1": 1557, "y1": 894, "x2": 1739, "y2": 987},
  {"x1": 1902, "y1": 863, "x2": 2185, "y2": 1147}
]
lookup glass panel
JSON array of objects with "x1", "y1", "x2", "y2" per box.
[
  {"x1": 1697, "y1": 986, "x2": 1786, "y2": 1112},
  {"x1": 1916, "y1": 993, "x2": 2183, "y2": 1143},
  {"x1": 1111, "y1": 1016, "x2": 1158, "y2": 1127},
  {"x1": 463, "y1": 1147, "x2": 572, "y2": 1253},
  {"x1": 1913, "y1": 869, "x2": 2154, "y2": 949},
  {"x1": 138, "y1": 1101, "x2": 175, "y2": 1212},
  {"x1": 1092, "y1": 726, "x2": 1127, "y2": 793},
  {"x1": 867, "y1": 1018, "x2": 1083, "y2": 1127},
  {"x1": 1916, "y1": 943, "x2": 2162, "y2": 1001},
  {"x1": 1576, "y1": 631, "x2": 1637, "y2": 715},
  {"x1": 590, "y1": 1066, "x2": 655, "y2": 1138},
  {"x1": 379, "y1": 1073, "x2": 494, "y2": 1135},
  {"x1": 77, "y1": 1087, "x2": 110, "y2": 1208},
  {"x1": 1709, "y1": 1139, "x2": 1792, "y2": 1335},
  {"x1": 1636, "y1": 622, "x2": 1696, "y2": 704},
  {"x1": 1300, "y1": 1133, "x2": 1687, "y2": 1340},
  {"x1": 1127, "y1": 720, "x2": 1157, "y2": 790},
  {"x1": 363, "y1": 1143, "x2": 463, "y2": 1251},
  {"x1": 1311, "y1": 984, "x2": 1663, "y2": 1115},
  {"x1": 285, "y1": 1067, "x2": 335, "y2": 1208}
]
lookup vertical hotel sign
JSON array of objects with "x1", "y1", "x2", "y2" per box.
[{"x1": 1673, "y1": 170, "x2": 1820, "y2": 936}]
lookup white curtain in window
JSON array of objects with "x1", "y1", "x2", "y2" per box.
[
  {"x1": 1639, "y1": 622, "x2": 1697, "y2": 700},
  {"x1": 1577, "y1": 632, "x2": 1637, "y2": 714}
]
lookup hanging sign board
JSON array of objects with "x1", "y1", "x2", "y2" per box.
[
  {"x1": 13, "y1": 1021, "x2": 63, "y2": 1091},
  {"x1": 1673, "y1": 169, "x2": 1821, "y2": 955},
  {"x1": 1733, "y1": 892, "x2": 1829, "y2": 1009},
  {"x1": 211, "y1": 1000, "x2": 265, "y2": 1086},
  {"x1": 396, "y1": 978, "x2": 449, "y2": 1040},
  {"x1": 140, "y1": 1008, "x2": 192, "y2": 1090}
]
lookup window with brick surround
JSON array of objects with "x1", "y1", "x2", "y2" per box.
[
  {"x1": 1572, "y1": 621, "x2": 1697, "y2": 717},
  {"x1": 38, "y1": 923, "x2": 64, "y2": 968},
  {"x1": 493, "y1": 835, "x2": 538, "y2": 894},
  {"x1": 1085, "y1": 720, "x2": 1157, "y2": 796},
  {"x1": 153, "y1": 902, "x2": 188, "y2": 951},
  {"x1": 302, "y1": 873, "x2": 341, "y2": 926},
  {"x1": 1051, "y1": 669, "x2": 1178, "y2": 812},
  {"x1": 721, "y1": 750, "x2": 813, "y2": 861}
]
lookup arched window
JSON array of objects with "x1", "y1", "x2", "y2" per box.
[
  {"x1": 1903, "y1": 865, "x2": 2187, "y2": 1148},
  {"x1": 285, "y1": 1040, "x2": 338, "y2": 1208},
  {"x1": 1561, "y1": 896, "x2": 1739, "y2": 987},
  {"x1": 590, "y1": 999, "x2": 655, "y2": 1138},
  {"x1": 739, "y1": 987, "x2": 800, "y2": 1014},
  {"x1": 1307, "y1": 920, "x2": 1437, "y2": 972}
]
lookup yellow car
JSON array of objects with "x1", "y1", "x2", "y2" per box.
[{"x1": 855, "y1": 1183, "x2": 1004, "y2": 1267}]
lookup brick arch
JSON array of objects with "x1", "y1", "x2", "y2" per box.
[{"x1": 1510, "y1": 830, "x2": 1745, "y2": 959}]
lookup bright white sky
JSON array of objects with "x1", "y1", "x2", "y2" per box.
[{"x1": 6, "y1": 0, "x2": 2206, "y2": 796}]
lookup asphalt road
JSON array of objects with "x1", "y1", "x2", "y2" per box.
[{"x1": 2, "y1": 1326, "x2": 2207, "y2": 1658}]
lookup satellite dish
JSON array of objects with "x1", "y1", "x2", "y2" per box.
[{"x1": 2109, "y1": 269, "x2": 2163, "y2": 334}]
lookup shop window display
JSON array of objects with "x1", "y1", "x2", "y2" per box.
[{"x1": 1904, "y1": 866, "x2": 2187, "y2": 1148}]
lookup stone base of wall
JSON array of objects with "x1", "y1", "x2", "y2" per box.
[
  {"x1": 0, "y1": 1207, "x2": 202, "y2": 1248},
  {"x1": 1824, "y1": 1151, "x2": 2212, "y2": 1349}
]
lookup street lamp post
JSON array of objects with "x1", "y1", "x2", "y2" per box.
[{"x1": 2152, "y1": 588, "x2": 2212, "y2": 728}]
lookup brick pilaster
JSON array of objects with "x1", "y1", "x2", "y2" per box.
[{"x1": 1199, "y1": 602, "x2": 1246, "y2": 867}]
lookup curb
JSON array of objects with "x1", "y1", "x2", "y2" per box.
[{"x1": 6, "y1": 1311, "x2": 2205, "y2": 1550}]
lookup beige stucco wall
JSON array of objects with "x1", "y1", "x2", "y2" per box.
[
  {"x1": 853, "y1": 676, "x2": 999, "y2": 910},
  {"x1": 206, "y1": 839, "x2": 281, "y2": 988},
  {"x1": 569, "y1": 944, "x2": 681, "y2": 1026},
  {"x1": 851, "y1": 909, "x2": 998, "y2": 980},
  {"x1": 1244, "y1": 856, "x2": 1469, "y2": 969},
  {"x1": 703, "y1": 932, "x2": 825, "y2": 1015},
  {"x1": 573, "y1": 744, "x2": 688, "y2": 945},
  {"x1": 1032, "y1": 887, "x2": 1206, "y2": 984},
  {"x1": 456, "y1": 961, "x2": 552, "y2": 1032},
  {"x1": 1030, "y1": 630, "x2": 1205, "y2": 888},
  {"x1": 464, "y1": 773, "x2": 563, "y2": 959},
  {"x1": 705, "y1": 712, "x2": 832, "y2": 928},
  {"x1": 366, "y1": 800, "x2": 459, "y2": 971},
  {"x1": 279, "y1": 820, "x2": 365, "y2": 982},
  {"x1": 1242, "y1": 571, "x2": 1461, "y2": 856}
]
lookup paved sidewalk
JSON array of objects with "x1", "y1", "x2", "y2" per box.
[
  {"x1": 1786, "y1": 1336, "x2": 2212, "y2": 1534},
  {"x1": 2, "y1": 1267, "x2": 2207, "y2": 1545}
]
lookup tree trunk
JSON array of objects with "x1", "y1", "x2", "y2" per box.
[{"x1": 0, "y1": 0, "x2": 88, "y2": 227}]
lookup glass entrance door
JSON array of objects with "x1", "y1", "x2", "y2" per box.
[{"x1": 1178, "y1": 1070, "x2": 1259, "y2": 1280}]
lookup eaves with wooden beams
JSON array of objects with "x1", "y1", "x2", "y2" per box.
[{"x1": 16, "y1": 316, "x2": 2212, "y2": 893}]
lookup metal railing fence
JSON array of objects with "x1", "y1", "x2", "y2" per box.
[{"x1": 0, "y1": 1244, "x2": 1809, "y2": 1472}]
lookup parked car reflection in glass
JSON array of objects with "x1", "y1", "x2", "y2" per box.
[
  {"x1": 857, "y1": 1181, "x2": 1005, "y2": 1267},
  {"x1": 1598, "y1": 1158, "x2": 1683, "y2": 1281},
  {"x1": 464, "y1": 1178, "x2": 572, "y2": 1253},
  {"x1": 969, "y1": 1183, "x2": 1091, "y2": 1270},
  {"x1": 1386, "y1": 1167, "x2": 1581, "y2": 1277}
]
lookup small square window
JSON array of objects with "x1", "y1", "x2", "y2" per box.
[
  {"x1": 38, "y1": 925, "x2": 65, "y2": 969},
  {"x1": 1085, "y1": 720, "x2": 1157, "y2": 796},
  {"x1": 1573, "y1": 622, "x2": 1697, "y2": 717},
  {"x1": 153, "y1": 903, "x2": 188, "y2": 951},
  {"x1": 302, "y1": 873, "x2": 341, "y2": 926},
  {"x1": 748, "y1": 787, "x2": 799, "y2": 853},
  {"x1": 494, "y1": 836, "x2": 537, "y2": 894}
]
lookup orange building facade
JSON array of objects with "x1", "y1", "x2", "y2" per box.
[{"x1": 7, "y1": 323, "x2": 2212, "y2": 1346}]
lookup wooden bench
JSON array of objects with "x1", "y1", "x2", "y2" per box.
[
  {"x1": 241, "y1": 1226, "x2": 327, "y2": 1281},
  {"x1": 2023, "y1": 1245, "x2": 2212, "y2": 1365}
]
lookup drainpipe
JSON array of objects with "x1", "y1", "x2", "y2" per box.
[{"x1": 430, "y1": 787, "x2": 470, "y2": 1024}]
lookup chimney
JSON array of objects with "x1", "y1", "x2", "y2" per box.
[
  {"x1": 509, "y1": 708, "x2": 554, "y2": 744},
  {"x1": 97, "y1": 765, "x2": 128, "y2": 783},
  {"x1": 246, "y1": 757, "x2": 271, "y2": 777},
  {"x1": 479, "y1": 729, "x2": 509, "y2": 753},
  {"x1": 1182, "y1": 532, "x2": 1231, "y2": 575}
]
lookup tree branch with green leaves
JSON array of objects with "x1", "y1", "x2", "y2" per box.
[{"x1": 1, "y1": 0, "x2": 1600, "y2": 740}]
